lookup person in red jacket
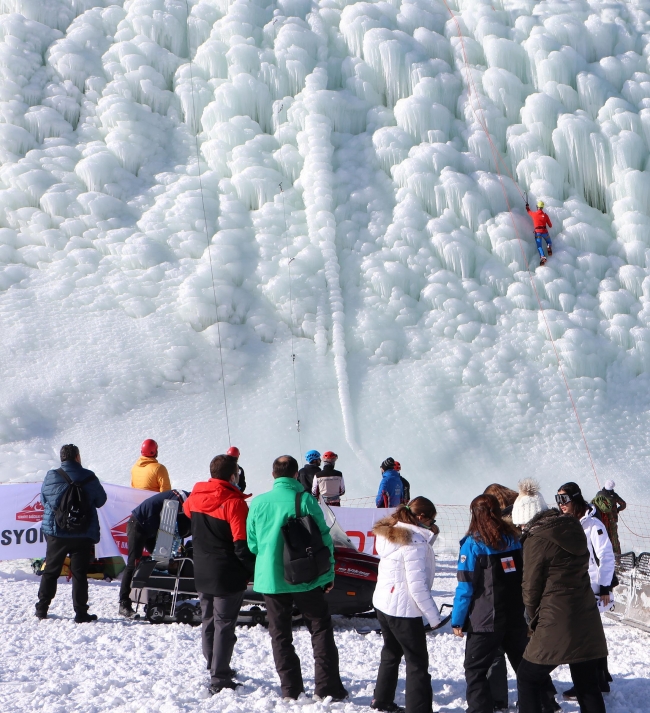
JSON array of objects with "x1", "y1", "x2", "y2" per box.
[
  {"x1": 184, "y1": 454, "x2": 255, "y2": 696},
  {"x1": 526, "y1": 200, "x2": 553, "y2": 265}
]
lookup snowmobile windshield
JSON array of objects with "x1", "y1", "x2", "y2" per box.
[{"x1": 320, "y1": 503, "x2": 359, "y2": 551}]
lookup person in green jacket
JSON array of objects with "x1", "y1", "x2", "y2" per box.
[{"x1": 247, "y1": 455, "x2": 348, "y2": 702}]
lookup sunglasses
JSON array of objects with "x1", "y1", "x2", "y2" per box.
[{"x1": 555, "y1": 493, "x2": 573, "y2": 505}]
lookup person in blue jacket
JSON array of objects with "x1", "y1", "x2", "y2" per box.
[
  {"x1": 376, "y1": 458, "x2": 404, "y2": 508},
  {"x1": 451, "y1": 494, "x2": 528, "y2": 713},
  {"x1": 36, "y1": 444, "x2": 107, "y2": 623}
]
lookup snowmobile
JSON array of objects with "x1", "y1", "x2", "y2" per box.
[{"x1": 130, "y1": 501, "x2": 379, "y2": 625}]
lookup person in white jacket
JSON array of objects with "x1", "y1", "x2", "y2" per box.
[
  {"x1": 556, "y1": 482, "x2": 616, "y2": 699},
  {"x1": 371, "y1": 497, "x2": 441, "y2": 713}
]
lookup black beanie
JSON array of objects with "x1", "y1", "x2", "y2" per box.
[{"x1": 381, "y1": 457, "x2": 395, "y2": 471}]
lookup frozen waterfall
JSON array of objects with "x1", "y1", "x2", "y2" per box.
[{"x1": 0, "y1": 0, "x2": 650, "y2": 501}]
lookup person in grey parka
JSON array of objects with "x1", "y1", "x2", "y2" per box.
[{"x1": 36, "y1": 444, "x2": 107, "y2": 623}]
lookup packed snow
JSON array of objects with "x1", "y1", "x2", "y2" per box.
[
  {"x1": 1, "y1": 0, "x2": 650, "y2": 499},
  {"x1": 1, "y1": 556, "x2": 648, "y2": 713}
]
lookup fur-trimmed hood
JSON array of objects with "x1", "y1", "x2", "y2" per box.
[{"x1": 373, "y1": 517, "x2": 436, "y2": 546}]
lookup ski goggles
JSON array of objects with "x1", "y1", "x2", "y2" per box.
[{"x1": 554, "y1": 493, "x2": 574, "y2": 505}]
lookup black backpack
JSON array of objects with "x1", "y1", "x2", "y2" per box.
[
  {"x1": 281, "y1": 492, "x2": 332, "y2": 585},
  {"x1": 54, "y1": 469, "x2": 93, "y2": 533}
]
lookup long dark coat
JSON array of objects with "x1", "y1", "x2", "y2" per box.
[{"x1": 521, "y1": 508, "x2": 608, "y2": 666}]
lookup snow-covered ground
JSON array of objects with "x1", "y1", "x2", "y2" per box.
[
  {"x1": 2, "y1": 556, "x2": 648, "y2": 713},
  {"x1": 2, "y1": 0, "x2": 650, "y2": 500}
]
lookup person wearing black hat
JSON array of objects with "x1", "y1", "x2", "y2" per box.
[{"x1": 376, "y1": 458, "x2": 404, "y2": 508}]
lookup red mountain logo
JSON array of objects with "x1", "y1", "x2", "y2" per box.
[
  {"x1": 111, "y1": 516, "x2": 130, "y2": 555},
  {"x1": 16, "y1": 495, "x2": 44, "y2": 523}
]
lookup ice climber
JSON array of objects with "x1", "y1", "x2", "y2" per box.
[
  {"x1": 298, "y1": 450, "x2": 321, "y2": 493},
  {"x1": 526, "y1": 200, "x2": 553, "y2": 265},
  {"x1": 131, "y1": 439, "x2": 171, "y2": 492},
  {"x1": 312, "y1": 451, "x2": 345, "y2": 507},
  {"x1": 376, "y1": 458, "x2": 404, "y2": 508}
]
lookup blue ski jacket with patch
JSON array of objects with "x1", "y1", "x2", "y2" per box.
[{"x1": 451, "y1": 533, "x2": 525, "y2": 632}]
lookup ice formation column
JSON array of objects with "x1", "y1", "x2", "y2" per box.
[{"x1": 299, "y1": 100, "x2": 368, "y2": 465}]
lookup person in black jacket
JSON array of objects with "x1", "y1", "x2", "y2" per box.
[
  {"x1": 227, "y1": 446, "x2": 247, "y2": 492},
  {"x1": 36, "y1": 444, "x2": 107, "y2": 623},
  {"x1": 118, "y1": 489, "x2": 190, "y2": 617},
  {"x1": 298, "y1": 450, "x2": 321, "y2": 493},
  {"x1": 183, "y1": 455, "x2": 255, "y2": 695}
]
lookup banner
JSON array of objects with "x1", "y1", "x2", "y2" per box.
[
  {"x1": 0, "y1": 481, "x2": 389, "y2": 561},
  {"x1": 330, "y1": 506, "x2": 393, "y2": 555},
  {"x1": 0, "y1": 482, "x2": 150, "y2": 560}
]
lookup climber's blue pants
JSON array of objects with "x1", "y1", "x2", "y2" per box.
[{"x1": 535, "y1": 232, "x2": 551, "y2": 257}]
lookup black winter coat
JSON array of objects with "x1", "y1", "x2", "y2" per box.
[
  {"x1": 298, "y1": 463, "x2": 320, "y2": 493},
  {"x1": 521, "y1": 509, "x2": 608, "y2": 666},
  {"x1": 131, "y1": 490, "x2": 190, "y2": 539}
]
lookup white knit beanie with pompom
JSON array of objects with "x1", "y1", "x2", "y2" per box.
[{"x1": 512, "y1": 478, "x2": 549, "y2": 527}]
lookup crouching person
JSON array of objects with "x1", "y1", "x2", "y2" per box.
[
  {"x1": 184, "y1": 455, "x2": 255, "y2": 695},
  {"x1": 119, "y1": 488, "x2": 190, "y2": 617},
  {"x1": 371, "y1": 497, "x2": 442, "y2": 713}
]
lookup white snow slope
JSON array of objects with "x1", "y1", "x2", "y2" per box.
[
  {"x1": 2, "y1": 0, "x2": 650, "y2": 498},
  {"x1": 2, "y1": 557, "x2": 650, "y2": 712}
]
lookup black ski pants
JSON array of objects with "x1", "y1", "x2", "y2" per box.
[
  {"x1": 199, "y1": 590, "x2": 245, "y2": 686},
  {"x1": 36, "y1": 535, "x2": 94, "y2": 615},
  {"x1": 374, "y1": 609, "x2": 433, "y2": 713},
  {"x1": 118, "y1": 517, "x2": 156, "y2": 605},
  {"x1": 517, "y1": 658, "x2": 606, "y2": 713},
  {"x1": 464, "y1": 628, "x2": 528, "y2": 713},
  {"x1": 263, "y1": 587, "x2": 345, "y2": 700},
  {"x1": 487, "y1": 647, "x2": 508, "y2": 708}
]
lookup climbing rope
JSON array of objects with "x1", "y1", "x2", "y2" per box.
[
  {"x1": 184, "y1": 0, "x2": 231, "y2": 446},
  {"x1": 279, "y1": 181, "x2": 303, "y2": 457},
  {"x1": 442, "y1": 0, "x2": 601, "y2": 489}
]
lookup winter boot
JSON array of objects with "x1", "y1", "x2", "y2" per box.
[
  {"x1": 313, "y1": 688, "x2": 349, "y2": 702},
  {"x1": 209, "y1": 681, "x2": 240, "y2": 695},
  {"x1": 371, "y1": 702, "x2": 405, "y2": 712},
  {"x1": 74, "y1": 612, "x2": 98, "y2": 624},
  {"x1": 119, "y1": 601, "x2": 136, "y2": 618},
  {"x1": 540, "y1": 256, "x2": 547, "y2": 266},
  {"x1": 547, "y1": 245, "x2": 552, "y2": 256},
  {"x1": 562, "y1": 687, "x2": 577, "y2": 701}
]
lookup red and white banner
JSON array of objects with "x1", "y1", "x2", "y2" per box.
[
  {"x1": 330, "y1": 506, "x2": 394, "y2": 555},
  {"x1": 0, "y1": 483, "x2": 150, "y2": 560},
  {"x1": 0, "y1": 482, "x2": 390, "y2": 561}
]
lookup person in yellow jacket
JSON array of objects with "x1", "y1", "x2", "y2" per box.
[{"x1": 131, "y1": 439, "x2": 171, "y2": 492}]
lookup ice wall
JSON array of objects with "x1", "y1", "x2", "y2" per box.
[{"x1": 1, "y1": 0, "x2": 650, "y2": 501}]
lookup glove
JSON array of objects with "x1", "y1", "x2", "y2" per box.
[{"x1": 525, "y1": 203, "x2": 530, "y2": 210}]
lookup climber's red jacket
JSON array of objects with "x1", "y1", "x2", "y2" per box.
[{"x1": 527, "y1": 206, "x2": 552, "y2": 233}]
